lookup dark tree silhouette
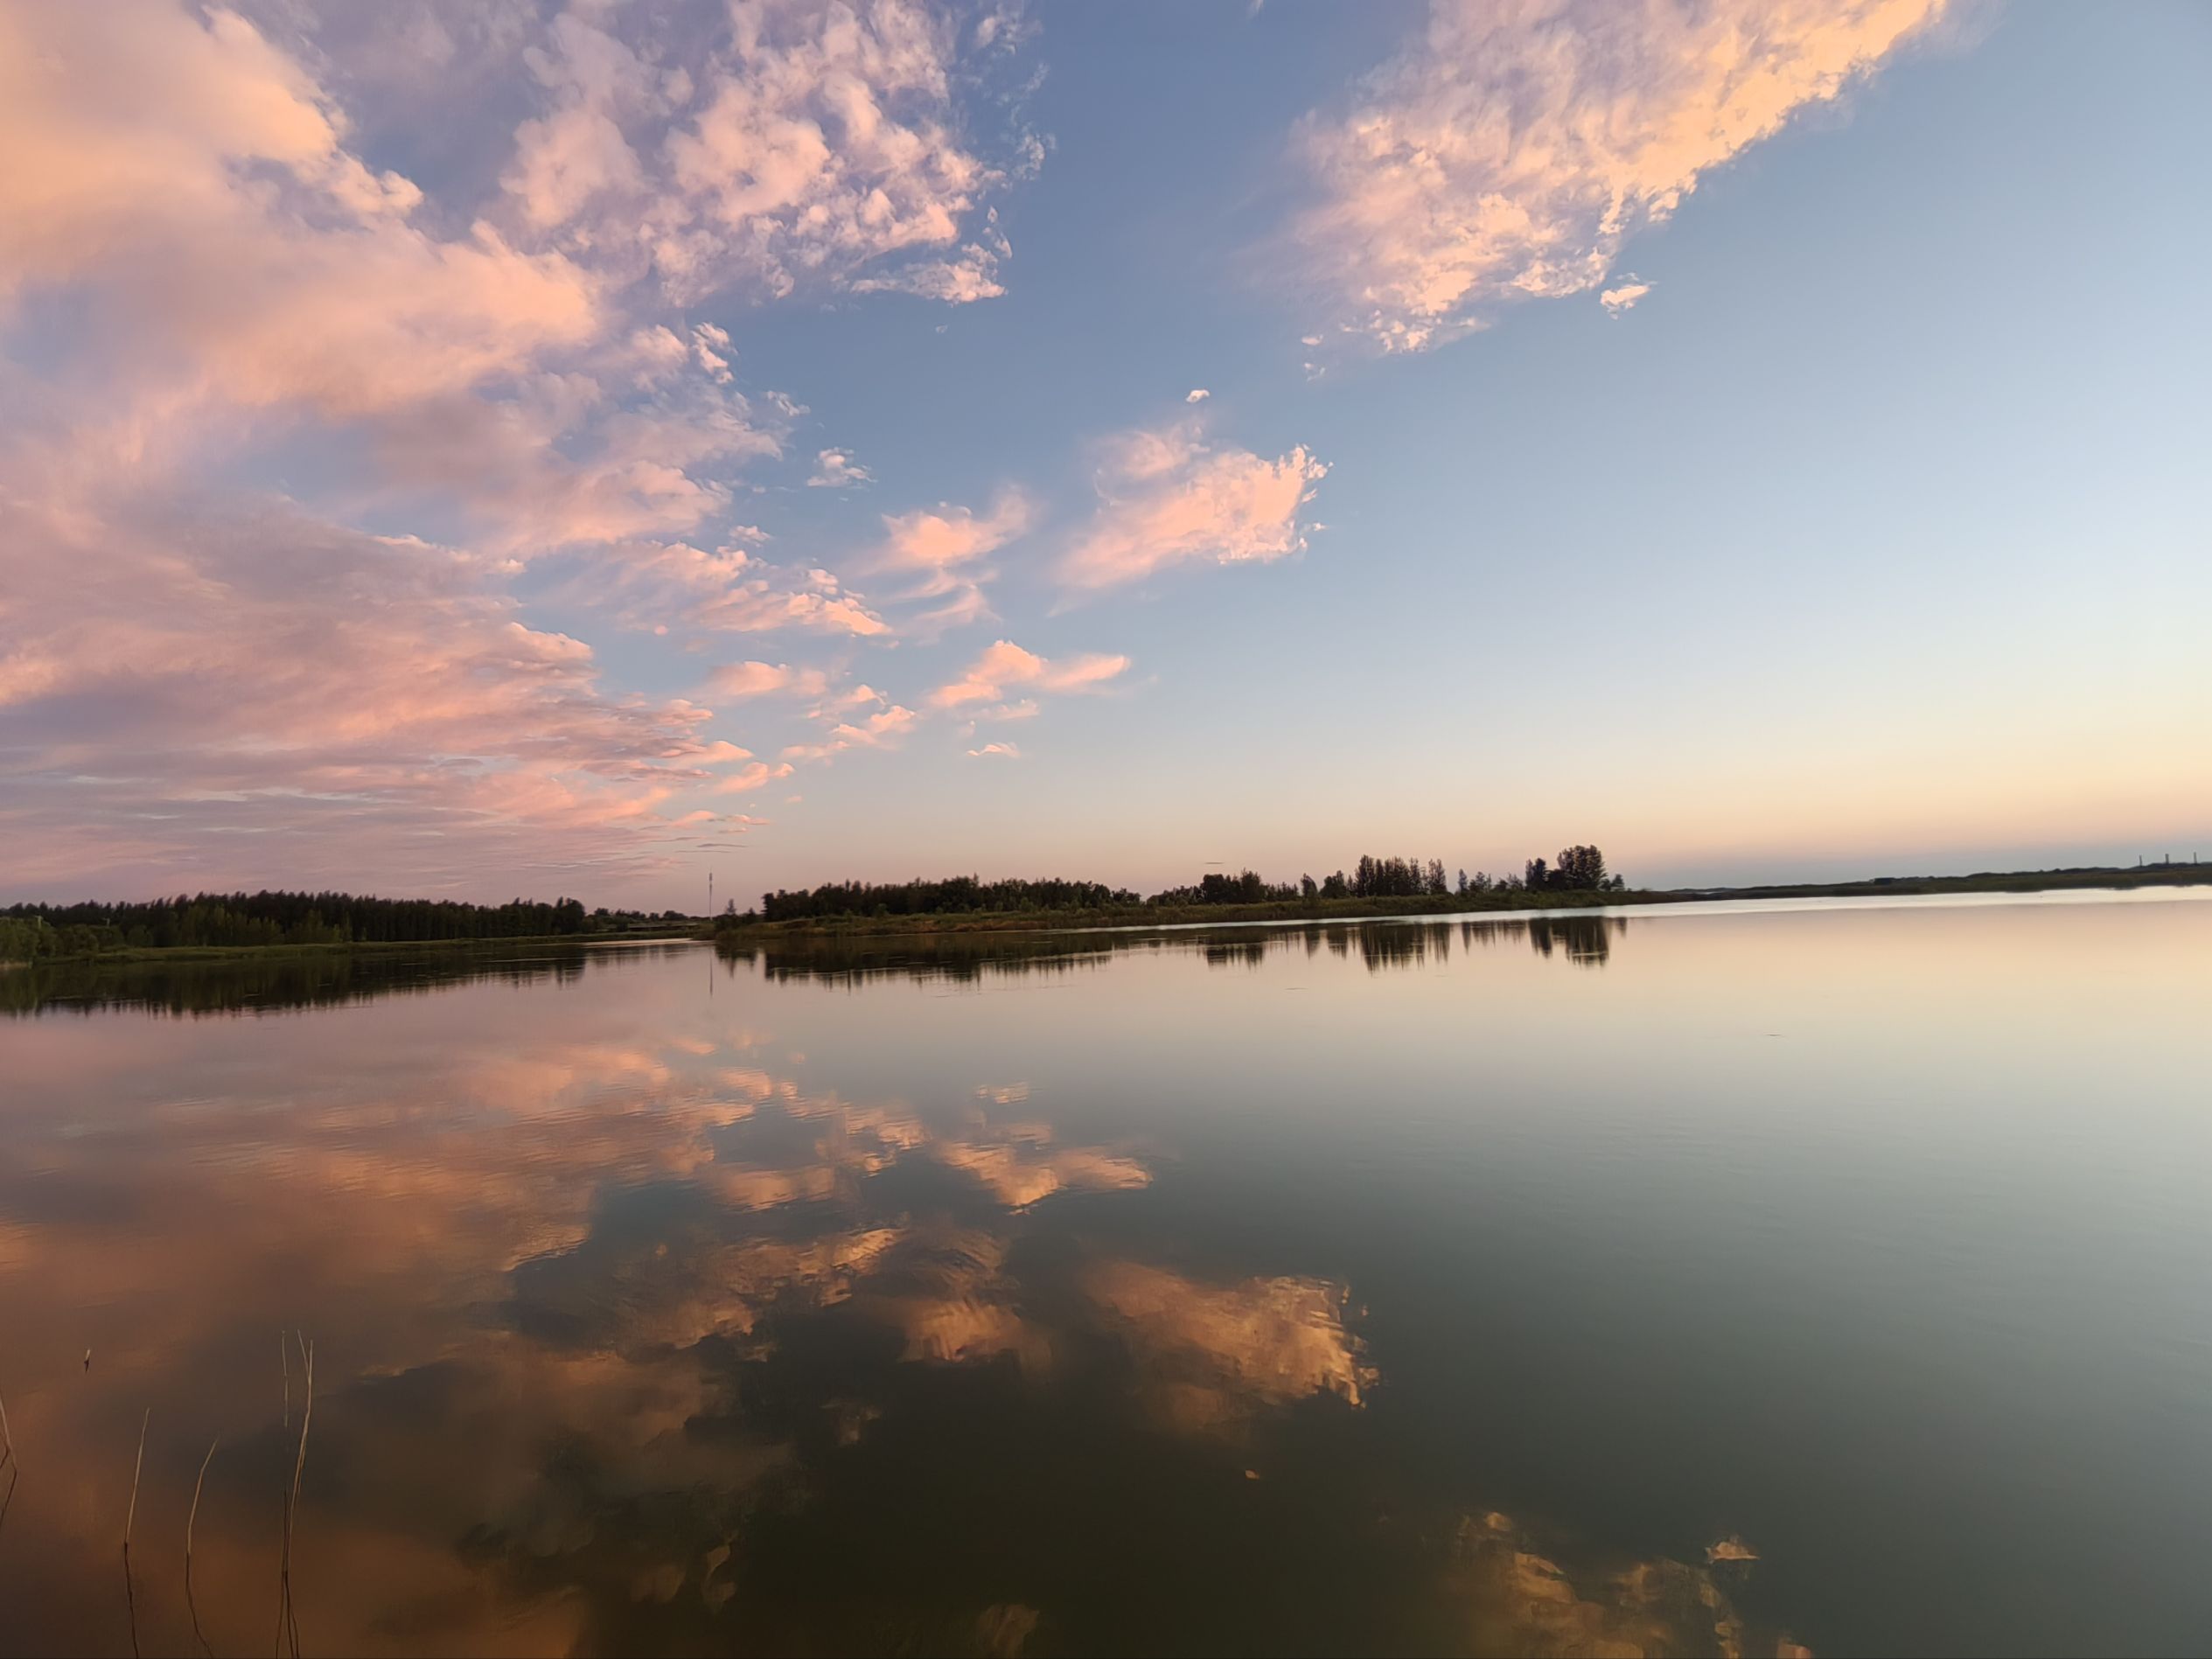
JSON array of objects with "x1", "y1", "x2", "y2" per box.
[{"x1": 0, "y1": 890, "x2": 600, "y2": 959}]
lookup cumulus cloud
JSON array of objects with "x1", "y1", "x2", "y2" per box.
[
  {"x1": 0, "y1": 4, "x2": 805, "y2": 561},
  {"x1": 653, "y1": 2, "x2": 1033, "y2": 303},
  {"x1": 966, "y1": 742, "x2": 1022, "y2": 759},
  {"x1": 0, "y1": 0, "x2": 1056, "y2": 897},
  {"x1": 1063, "y1": 422, "x2": 1328, "y2": 589},
  {"x1": 1599, "y1": 278, "x2": 1653, "y2": 316},
  {"x1": 0, "y1": 1, "x2": 599, "y2": 423},
  {"x1": 1185, "y1": 387, "x2": 1211, "y2": 403},
  {"x1": 807, "y1": 448, "x2": 875, "y2": 488},
  {"x1": 487, "y1": 0, "x2": 1039, "y2": 308},
  {"x1": 1294, "y1": 0, "x2": 1949, "y2": 351},
  {"x1": 930, "y1": 639, "x2": 1131, "y2": 712}
]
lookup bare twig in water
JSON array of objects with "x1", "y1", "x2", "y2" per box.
[
  {"x1": 124, "y1": 1406, "x2": 149, "y2": 1659},
  {"x1": 277, "y1": 1335, "x2": 312, "y2": 1659},
  {"x1": 125, "y1": 1407, "x2": 149, "y2": 1547},
  {"x1": 189, "y1": 1434, "x2": 220, "y2": 1659},
  {"x1": 0, "y1": 1386, "x2": 17, "y2": 1550}
]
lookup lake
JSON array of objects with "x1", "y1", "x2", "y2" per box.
[{"x1": 2, "y1": 892, "x2": 2209, "y2": 1656}]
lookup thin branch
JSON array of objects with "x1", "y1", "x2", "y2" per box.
[
  {"x1": 0, "y1": 1388, "x2": 17, "y2": 1474},
  {"x1": 278, "y1": 1335, "x2": 312, "y2": 1659},
  {"x1": 188, "y1": 1434, "x2": 219, "y2": 1659},
  {"x1": 124, "y1": 1407, "x2": 149, "y2": 1549},
  {"x1": 124, "y1": 1406, "x2": 149, "y2": 1659}
]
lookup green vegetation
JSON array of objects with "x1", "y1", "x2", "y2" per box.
[
  {"x1": 747, "y1": 846, "x2": 1622, "y2": 925},
  {"x1": 0, "y1": 891, "x2": 694, "y2": 965},
  {"x1": 720, "y1": 854, "x2": 2212, "y2": 939}
]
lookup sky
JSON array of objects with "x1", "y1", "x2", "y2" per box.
[{"x1": 2, "y1": 0, "x2": 2206, "y2": 910}]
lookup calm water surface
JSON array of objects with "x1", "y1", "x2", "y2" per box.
[{"x1": 3, "y1": 894, "x2": 2209, "y2": 1656}]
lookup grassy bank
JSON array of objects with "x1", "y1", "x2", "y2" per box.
[
  {"x1": 3, "y1": 926, "x2": 696, "y2": 970},
  {"x1": 709, "y1": 863, "x2": 2212, "y2": 941}
]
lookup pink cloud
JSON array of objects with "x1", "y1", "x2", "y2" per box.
[
  {"x1": 583, "y1": 543, "x2": 890, "y2": 638},
  {"x1": 1062, "y1": 422, "x2": 1327, "y2": 589},
  {"x1": 652, "y1": 3, "x2": 1030, "y2": 303},
  {"x1": 865, "y1": 489, "x2": 1036, "y2": 635},
  {"x1": 878, "y1": 491, "x2": 1037, "y2": 576},
  {"x1": 780, "y1": 705, "x2": 921, "y2": 764},
  {"x1": 1294, "y1": 0, "x2": 1950, "y2": 352},
  {"x1": 0, "y1": 0, "x2": 1048, "y2": 900},
  {"x1": 807, "y1": 448, "x2": 874, "y2": 488},
  {"x1": 966, "y1": 742, "x2": 1022, "y2": 760},
  {"x1": 706, "y1": 661, "x2": 833, "y2": 701},
  {"x1": 0, "y1": 469, "x2": 763, "y2": 894},
  {"x1": 715, "y1": 762, "x2": 798, "y2": 795},
  {"x1": 0, "y1": 3, "x2": 600, "y2": 421},
  {"x1": 930, "y1": 641, "x2": 1131, "y2": 710}
]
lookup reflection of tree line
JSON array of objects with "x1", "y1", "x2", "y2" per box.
[
  {"x1": 0, "y1": 942, "x2": 699, "y2": 1017},
  {"x1": 5, "y1": 918, "x2": 1628, "y2": 1014},
  {"x1": 715, "y1": 931, "x2": 1120, "y2": 986},
  {"x1": 722, "y1": 914, "x2": 1629, "y2": 986}
]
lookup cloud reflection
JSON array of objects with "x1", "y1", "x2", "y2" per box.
[{"x1": 0, "y1": 928, "x2": 1802, "y2": 1657}]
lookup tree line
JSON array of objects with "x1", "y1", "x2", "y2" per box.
[
  {"x1": 0, "y1": 890, "x2": 690, "y2": 962},
  {"x1": 1, "y1": 847, "x2": 1628, "y2": 959},
  {"x1": 1154, "y1": 846, "x2": 1620, "y2": 907},
  {"x1": 741, "y1": 846, "x2": 1622, "y2": 923},
  {"x1": 754, "y1": 874, "x2": 1143, "y2": 923}
]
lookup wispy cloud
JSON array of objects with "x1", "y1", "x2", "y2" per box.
[
  {"x1": 580, "y1": 543, "x2": 890, "y2": 638},
  {"x1": 807, "y1": 448, "x2": 875, "y2": 488},
  {"x1": 0, "y1": 471, "x2": 762, "y2": 892},
  {"x1": 781, "y1": 705, "x2": 921, "y2": 764},
  {"x1": 715, "y1": 761, "x2": 798, "y2": 794},
  {"x1": 706, "y1": 662, "x2": 833, "y2": 701},
  {"x1": 1599, "y1": 277, "x2": 1653, "y2": 317},
  {"x1": 867, "y1": 489, "x2": 1037, "y2": 635},
  {"x1": 1294, "y1": 0, "x2": 1950, "y2": 352}
]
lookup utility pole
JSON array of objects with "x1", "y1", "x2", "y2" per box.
[{"x1": 708, "y1": 868, "x2": 715, "y2": 918}]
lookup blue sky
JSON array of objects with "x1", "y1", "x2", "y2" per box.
[{"x1": 2, "y1": 1, "x2": 2205, "y2": 904}]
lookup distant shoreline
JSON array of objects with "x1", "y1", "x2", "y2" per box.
[
  {"x1": 712, "y1": 863, "x2": 2212, "y2": 940},
  {"x1": 9, "y1": 866, "x2": 2205, "y2": 966}
]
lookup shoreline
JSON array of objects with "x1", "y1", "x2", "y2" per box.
[
  {"x1": 711, "y1": 864, "x2": 2212, "y2": 942},
  {"x1": 10, "y1": 867, "x2": 2205, "y2": 966}
]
